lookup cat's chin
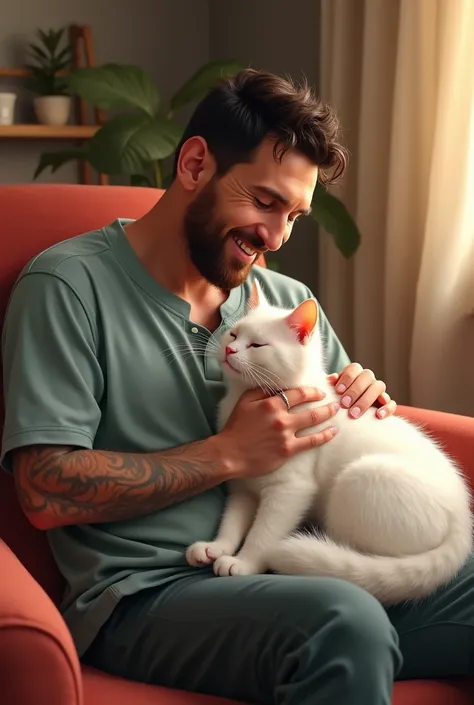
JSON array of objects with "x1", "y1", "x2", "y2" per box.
[
  {"x1": 221, "y1": 364, "x2": 261, "y2": 393},
  {"x1": 223, "y1": 359, "x2": 240, "y2": 375}
]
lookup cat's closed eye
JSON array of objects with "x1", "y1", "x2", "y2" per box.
[
  {"x1": 229, "y1": 332, "x2": 237, "y2": 340},
  {"x1": 249, "y1": 343, "x2": 267, "y2": 348}
]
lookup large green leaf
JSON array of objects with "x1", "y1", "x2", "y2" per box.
[
  {"x1": 170, "y1": 60, "x2": 243, "y2": 113},
  {"x1": 68, "y1": 64, "x2": 159, "y2": 116},
  {"x1": 33, "y1": 147, "x2": 89, "y2": 179},
  {"x1": 311, "y1": 183, "x2": 361, "y2": 258},
  {"x1": 87, "y1": 113, "x2": 183, "y2": 175}
]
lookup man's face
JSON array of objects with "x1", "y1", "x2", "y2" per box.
[{"x1": 183, "y1": 138, "x2": 318, "y2": 290}]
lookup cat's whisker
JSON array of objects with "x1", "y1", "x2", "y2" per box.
[
  {"x1": 190, "y1": 328, "x2": 222, "y2": 345},
  {"x1": 189, "y1": 339, "x2": 221, "y2": 358},
  {"x1": 163, "y1": 354, "x2": 203, "y2": 366},
  {"x1": 161, "y1": 334, "x2": 225, "y2": 367},
  {"x1": 208, "y1": 330, "x2": 223, "y2": 346},
  {"x1": 250, "y1": 367, "x2": 287, "y2": 395},
  {"x1": 243, "y1": 361, "x2": 285, "y2": 396},
  {"x1": 244, "y1": 364, "x2": 274, "y2": 392},
  {"x1": 161, "y1": 340, "x2": 219, "y2": 353},
  {"x1": 160, "y1": 343, "x2": 203, "y2": 355},
  {"x1": 161, "y1": 340, "x2": 220, "y2": 352},
  {"x1": 241, "y1": 362, "x2": 258, "y2": 386},
  {"x1": 241, "y1": 362, "x2": 277, "y2": 396},
  {"x1": 241, "y1": 363, "x2": 270, "y2": 396},
  {"x1": 240, "y1": 365, "x2": 254, "y2": 388},
  {"x1": 162, "y1": 346, "x2": 210, "y2": 360},
  {"x1": 162, "y1": 344, "x2": 209, "y2": 353},
  {"x1": 246, "y1": 360, "x2": 286, "y2": 387},
  {"x1": 163, "y1": 348, "x2": 208, "y2": 358},
  {"x1": 162, "y1": 348, "x2": 215, "y2": 365},
  {"x1": 191, "y1": 332, "x2": 220, "y2": 348},
  {"x1": 253, "y1": 375, "x2": 280, "y2": 398}
]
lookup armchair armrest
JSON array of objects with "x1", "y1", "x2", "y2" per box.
[
  {"x1": 397, "y1": 405, "x2": 474, "y2": 489},
  {"x1": 0, "y1": 539, "x2": 82, "y2": 705}
]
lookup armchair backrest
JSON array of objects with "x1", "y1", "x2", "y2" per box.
[{"x1": 0, "y1": 184, "x2": 163, "y2": 601}]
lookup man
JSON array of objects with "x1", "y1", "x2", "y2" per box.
[{"x1": 1, "y1": 69, "x2": 473, "y2": 705}]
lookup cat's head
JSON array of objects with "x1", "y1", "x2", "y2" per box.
[{"x1": 219, "y1": 280, "x2": 321, "y2": 393}]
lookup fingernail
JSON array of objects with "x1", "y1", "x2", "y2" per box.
[
  {"x1": 329, "y1": 426, "x2": 338, "y2": 436},
  {"x1": 350, "y1": 406, "x2": 361, "y2": 418},
  {"x1": 378, "y1": 408, "x2": 386, "y2": 418},
  {"x1": 333, "y1": 402, "x2": 340, "y2": 412},
  {"x1": 341, "y1": 395, "x2": 352, "y2": 407},
  {"x1": 336, "y1": 383, "x2": 346, "y2": 393}
]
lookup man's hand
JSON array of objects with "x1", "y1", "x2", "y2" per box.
[
  {"x1": 327, "y1": 363, "x2": 396, "y2": 420},
  {"x1": 218, "y1": 387, "x2": 340, "y2": 479}
]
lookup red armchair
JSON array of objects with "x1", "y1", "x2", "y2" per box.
[{"x1": 0, "y1": 184, "x2": 473, "y2": 705}]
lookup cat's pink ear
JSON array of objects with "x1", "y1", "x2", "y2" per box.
[
  {"x1": 286, "y1": 299, "x2": 318, "y2": 343},
  {"x1": 248, "y1": 279, "x2": 268, "y2": 310}
]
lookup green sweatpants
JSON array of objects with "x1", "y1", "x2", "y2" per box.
[{"x1": 83, "y1": 557, "x2": 474, "y2": 705}]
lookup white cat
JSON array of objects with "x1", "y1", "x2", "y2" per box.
[{"x1": 186, "y1": 282, "x2": 473, "y2": 604}]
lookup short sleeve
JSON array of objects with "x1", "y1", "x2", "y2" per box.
[
  {"x1": 317, "y1": 300, "x2": 351, "y2": 374},
  {"x1": 1, "y1": 272, "x2": 104, "y2": 471}
]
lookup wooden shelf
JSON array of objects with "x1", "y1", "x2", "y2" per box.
[
  {"x1": 0, "y1": 124, "x2": 99, "y2": 139},
  {"x1": 0, "y1": 67, "x2": 30, "y2": 78},
  {"x1": 0, "y1": 67, "x2": 68, "y2": 78},
  {"x1": 0, "y1": 25, "x2": 108, "y2": 183}
]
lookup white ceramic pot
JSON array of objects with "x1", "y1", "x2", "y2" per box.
[
  {"x1": 0, "y1": 92, "x2": 17, "y2": 125},
  {"x1": 34, "y1": 95, "x2": 71, "y2": 126}
]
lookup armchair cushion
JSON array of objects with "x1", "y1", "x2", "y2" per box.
[{"x1": 0, "y1": 539, "x2": 82, "y2": 705}]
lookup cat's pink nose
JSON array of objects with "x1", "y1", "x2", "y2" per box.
[{"x1": 225, "y1": 345, "x2": 237, "y2": 357}]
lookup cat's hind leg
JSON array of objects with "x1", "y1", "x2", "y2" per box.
[{"x1": 324, "y1": 454, "x2": 449, "y2": 556}]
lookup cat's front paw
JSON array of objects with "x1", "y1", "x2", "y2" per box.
[
  {"x1": 213, "y1": 555, "x2": 264, "y2": 577},
  {"x1": 186, "y1": 541, "x2": 232, "y2": 567}
]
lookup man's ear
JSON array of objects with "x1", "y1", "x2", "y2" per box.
[
  {"x1": 176, "y1": 136, "x2": 215, "y2": 191},
  {"x1": 285, "y1": 299, "x2": 319, "y2": 343}
]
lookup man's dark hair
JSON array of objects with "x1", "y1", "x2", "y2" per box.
[{"x1": 173, "y1": 68, "x2": 347, "y2": 185}]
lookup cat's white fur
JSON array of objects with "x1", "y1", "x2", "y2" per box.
[{"x1": 186, "y1": 283, "x2": 473, "y2": 604}]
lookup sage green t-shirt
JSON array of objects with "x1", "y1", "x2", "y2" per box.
[{"x1": 1, "y1": 218, "x2": 350, "y2": 656}]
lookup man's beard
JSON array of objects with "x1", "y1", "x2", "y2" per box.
[{"x1": 184, "y1": 179, "x2": 263, "y2": 290}]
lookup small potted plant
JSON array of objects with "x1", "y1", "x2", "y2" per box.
[{"x1": 25, "y1": 27, "x2": 73, "y2": 126}]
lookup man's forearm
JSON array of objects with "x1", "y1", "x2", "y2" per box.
[{"x1": 13, "y1": 436, "x2": 232, "y2": 530}]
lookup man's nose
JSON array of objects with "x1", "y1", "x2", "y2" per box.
[
  {"x1": 225, "y1": 346, "x2": 237, "y2": 357},
  {"x1": 256, "y1": 220, "x2": 286, "y2": 252}
]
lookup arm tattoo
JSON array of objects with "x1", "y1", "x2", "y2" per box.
[{"x1": 13, "y1": 440, "x2": 229, "y2": 526}]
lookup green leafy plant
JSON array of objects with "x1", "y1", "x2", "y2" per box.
[
  {"x1": 34, "y1": 61, "x2": 243, "y2": 188},
  {"x1": 311, "y1": 182, "x2": 360, "y2": 258},
  {"x1": 25, "y1": 27, "x2": 73, "y2": 96},
  {"x1": 34, "y1": 62, "x2": 361, "y2": 257}
]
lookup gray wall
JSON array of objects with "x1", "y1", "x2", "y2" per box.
[
  {"x1": 1, "y1": 0, "x2": 320, "y2": 291},
  {"x1": 0, "y1": 0, "x2": 209, "y2": 185},
  {"x1": 209, "y1": 0, "x2": 321, "y2": 291}
]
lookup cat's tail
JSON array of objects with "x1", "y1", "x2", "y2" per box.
[{"x1": 266, "y1": 513, "x2": 473, "y2": 604}]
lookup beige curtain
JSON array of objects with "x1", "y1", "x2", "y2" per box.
[{"x1": 318, "y1": 0, "x2": 474, "y2": 416}]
